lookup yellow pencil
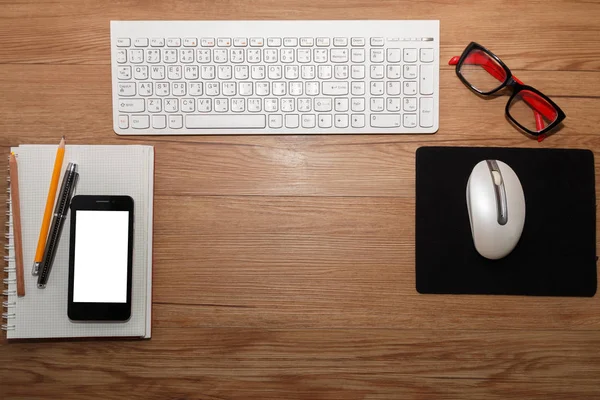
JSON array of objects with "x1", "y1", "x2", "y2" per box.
[
  {"x1": 32, "y1": 136, "x2": 65, "y2": 275},
  {"x1": 9, "y1": 153, "x2": 25, "y2": 296}
]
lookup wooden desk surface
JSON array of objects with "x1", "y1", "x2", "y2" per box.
[{"x1": 2, "y1": 0, "x2": 600, "y2": 398}]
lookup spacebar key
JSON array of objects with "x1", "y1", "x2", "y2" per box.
[{"x1": 186, "y1": 114, "x2": 266, "y2": 129}]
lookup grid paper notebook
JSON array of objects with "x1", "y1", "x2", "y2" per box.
[{"x1": 3, "y1": 145, "x2": 154, "y2": 339}]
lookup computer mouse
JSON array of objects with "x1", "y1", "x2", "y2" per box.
[{"x1": 466, "y1": 160, "x2": 526, "y2": 260}]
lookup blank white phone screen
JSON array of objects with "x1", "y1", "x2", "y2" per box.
[{"x1": 73, "y1": 210, "x2": 129, "y2": 303}]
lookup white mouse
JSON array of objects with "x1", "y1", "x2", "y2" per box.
[{"x1": 466, "y1": 160, "x2": 526, "y2": 260}]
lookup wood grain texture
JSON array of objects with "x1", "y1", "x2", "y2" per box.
[{"x1": 1, "y1": 0, "x2": 600, "y2": 398}]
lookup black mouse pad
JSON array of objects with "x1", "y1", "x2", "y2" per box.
[{"x1": 415, "y1": 146, "x2": 597, "y2": 296}]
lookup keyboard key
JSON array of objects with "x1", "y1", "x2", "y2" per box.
[
  {"x1": 267, "y1": 37, "x2": 282, "y2": 47},
  {"x1": 403, "y1": 81, "x2": 417, "y2": 95},
  {"x1": 351, "y1": 49, "x2": 365, "y2": 63},
  {"x1": 239, "y1": 82, "x2": 253, "y2": 96},
  {"x1": 316, "y1": 37, "x2": 330, "y2": 47},
  {"x1": 351, "y1": 37, "x2": 365, "y2": 46},
  {"x1": 370, "y1": 49, "x2": 384, "y2": 63},
  {"x1": 169, "y1": 114, "x2": 183, "y2": 128},
  {"x1": 231, "y1": 98, "x2": 245, "y2": 112},
  {"x1": 333, "y1": 37, "x2": 348, "y2": 47},
  {"x1": 420, "y1": 48, "x2": 434, "y2": 62},
  {"x1": 404, "y1": 113, "x2": 417, "y2": 128},
  {"x1": 289, "y1": 82, "x2": 303, "y2": 96},
  {"x1": 163, "y1": 49, "x2": 177, "y2": 63},
  {"x1": 370, "y1": 65, "x2": 384, "y2": 79},
  {"x1": 151, "y1": 38, "x2": 165, "y2": 47},
  {"x1": 116, "y1": 49, "x2": 127, "y2": 63},
  {"x1": 147, "y1": 98, "x2": 161, "y2": 112},
  {"x1": 334, "y1": 114, "x2": 349, "y2": 128},
  {"x1": 370, "y1": 82, "x2": 384, "y2": 95},
  {"x1": 387, "y1": 65, "x2": 401, "y2": 79},
  {"x1": 196, "y1": 98, "x2": 211, "y2": 112},
  {"x1": 269, "y1": 114, "x2": 283, "y2": 128},
  {"x1": 351, "y1": 65, "x2": 365, "y2": 79},
  {"x1": 165, "y1": 98, "x2": 178, "y2": 112},
  {"x1": 118, "y1": 82, "x2": 135, "y2": 96},
  {"x1": 298, "y1": 49, "x2": 311, "y2": 63},
  {"x1": 218, "y1": 38, "x2": 232, "y2": 47},
  {"x1": 404, "y1": 97, "x2": 417, "y2": 112},
  {"x1": 201, "y1": 38, "x2": 215, "y2": 47},
  {"x1": 189, "y1": 82, "x2": 203, "y2": 96},
  {"x1": 250, "y1": 37, "x2": 264, "y2": 47},
  {"x1": 302, "y1": 114, "x2": 316, "y2": 128},
  {"x1": 318, "y1": 114, "x2": 332, "y2": 128},
  {"x1": 305, "y1": 82, "x2": 319, "y2": 96},
  {"x1": 330, "y1": 49, "x2": 348, "y2": 63},
  {"x1": 387, "y1": 97, "x2": 401, "y2": 111},
  {"x1": 370, "y1": 113, "x2": 401, "y2": 128},
  {"x1": 134, "y1": 38, "x2": 148, "y2": 47},
  {"x1": 281, "y1": 98, "x2": 294, "y2": 112},
  {"x1": 131, "y1": 114, "x2": 150, "y2": 128},
  {"x1": 314, "y1": 98, "x2": 332, "y2": 112},
  {"x1": 256, "y1": 82, "x2": 270, "y2": 96},
  {"x1": 119, "y1": 99, "x2": 144, "y2": 112},
  {"x1": 351, "y1": 114, "x2": 365, "y2": 128},
  {"x1": 335, "y1": 97, "x2": 349, "y2": 112},
  {"x1": 387, "y1": 48, "x2": 401, "y2": 63},
  {"x1": 370, "y1": 37, "x2": 384, "y2": 46},
  {"x1": 314, "y1": 49, "x2": 328, "y2": 63},
  {"x1": 146, "y1": 49, "x2": 160, "y2": 63},
  {"x1": 370, "y1": 98, "x2": 384, "y2": 112},
  {"x1": 181, "y1": 98, "x2": 195, "y2": 112},
  {"x1": 351, "y1": 82, "x2": 365, "y2": 95},
  {"x1": 167, "y1": 38, "x2": 181, "y2": 47},
  {"x1": 118, "y1": 66, "x2": 131, "y2": 80},
  {"x1": 234, "y1": 37, "x2": 248, "y2": 47},
  {"x1": 387, "y1": 81, "x2": 401, "y2": 96},
  {"x1": 152, "y1": 115, "x2": 167, "y2": 128},
  {"x1": 300, "y1": 37, "x2": 314, "y2": 47},
  {"x1": 334, "y1": 65, "x2": 348, "y2": 79},
  {"x1": 285, "y1": 114, "x2": 299, "y2": 128},
  {"x1": 117, "y1": 38, "x2": 131, "y2": 47},
  {"x1": 298, "y1": 98, "x2": 311, "y2": 112},
  {"x1": 420, "y1": 97, "x2": 434, "y2": 127},
  {"x1": 129, "y1": 49, "x2": 143, "y2": 63},
  {"x1": 322, "y1": 81, "x2": 349, "y2": 95},
  {"x1": 404, "y1": 48, "x2": 418, "y2": 63},
  {"x1": 318, "y1": 65, "x2": 332, "y2": 79},
  {"x1": 118, "y1": 114, "x2": 129, "y2": 128},
  {"x1": 283, "y1": 38, "x2": 298, "y2": 47},
  {"x1": 248, "y1": 98, "x2": 262, "y2": 112},
  {"x1": 214, "y1": 98, "x2": 228, "y2": 112},
  {"x1": 186, "y1": 114, "x2": 266, "y2": 129},
  {"x1": 265, "y1": 98, "x2": 278, "y2": 112},
  {"x1": 351, "y1": 98, "x2": 365, "y2": 112},
  {"x1": 214, "y1": 49, "x2": 228, "y2": 63},
  {"x1": 404, "y1": 65, "x2": 418, "y2": 79},
  {"x1": 420, "y1": 64, "x2": 434, "y2": 95},
  {"x1": 197, "y1": 49, "x2": 211, "y2": 63}
]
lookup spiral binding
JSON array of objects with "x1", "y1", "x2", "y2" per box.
[{"x1": 3, "y1": 156, "x2": 16, "y2": 331}]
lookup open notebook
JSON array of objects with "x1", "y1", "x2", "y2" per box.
[{"x1": 3, "y1": 145, "x2": 154, "y2": 339}]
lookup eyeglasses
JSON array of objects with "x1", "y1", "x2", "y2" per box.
[{"x1": 449, "y1": 42, "x2": 565, "y2": 141}]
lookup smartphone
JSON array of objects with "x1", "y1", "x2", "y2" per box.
[{"x1": 68, "y1": 195, "x2": 134, "y2": 321}]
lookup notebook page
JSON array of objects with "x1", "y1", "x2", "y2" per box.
[{"x1": 8, "y1": 145, "x2": 153, "y2": 339}]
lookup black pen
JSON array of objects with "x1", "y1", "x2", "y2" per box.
[{"x1": 37, "y1": 162, "x2": 79, "y2": 289}]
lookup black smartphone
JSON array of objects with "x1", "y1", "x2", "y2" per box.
[{"x1": 68, "y1": 195, "x2": 134, "y2": 321}]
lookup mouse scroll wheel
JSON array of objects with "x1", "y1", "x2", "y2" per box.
[{"x1": 491, "y1": 171, "x2": 503, "y2": 186}]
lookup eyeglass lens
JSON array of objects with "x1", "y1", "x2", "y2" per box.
[
  {"x1": 508, "y1": 90, "x2": 558, "y2": 133},
  {"x1": 458, "y1": 49, "x2": 507, "y2": 93}
]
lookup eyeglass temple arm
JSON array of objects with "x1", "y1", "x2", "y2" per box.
[{"x1": 449, "y1": 54, "x2": 552, "y2": 131}]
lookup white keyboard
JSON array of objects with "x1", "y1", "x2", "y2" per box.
[{"x1": 110, "y1": 20, "x2": 439, "y2": 135}]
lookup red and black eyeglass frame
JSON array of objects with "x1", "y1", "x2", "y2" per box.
[{"x1": 449, "y1": 42, "x2": 566, "y2": 142}]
